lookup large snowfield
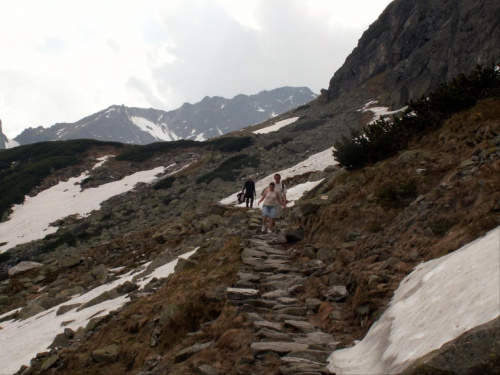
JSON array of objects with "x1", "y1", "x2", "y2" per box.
[
  {"x1": 220, "y1": 147, "x2": 336, "y2": 206},
  {"x1": 0, "y1": 159, "x2": 166, "y2": 252},
  {"x1": 0, "y1": 249, "x2": 197, "y2": 374},
  {"x1": 328, "y1": 227, "x2": 500, "y2": 375}
]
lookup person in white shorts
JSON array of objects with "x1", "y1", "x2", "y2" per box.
[
  {"x1": 273, "y1": 173, "x2": 287, "y2": 220},
  {"x1": 258, "y1": 182, "x2": 287, "y2": 233}
]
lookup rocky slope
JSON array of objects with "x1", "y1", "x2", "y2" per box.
[
  {"x1": 325, "y1": 0, "x2": 500, "y2": 107},
  {"x1": 0, "y1": 0, "x2": 498, "y2": 373},
  {"x1": 13, "y1": 87, "x2": 317, "y2": 146}
]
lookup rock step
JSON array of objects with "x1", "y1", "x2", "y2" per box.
[{"x1": 250, "y1": 342, "x2": 309, "y2": 356}]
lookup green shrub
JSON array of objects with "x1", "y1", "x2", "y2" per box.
[
  {"x1": 153, "y1": 176, "x2": 176, "y2": 190},
  {"x1": 40, "y1": 232, "x2": 77, "y2": 254},
  {"x1": 197, "y1": 154, "x2": 260, "y2": 184},
  {"x1": 206, "y1": 137, "x2": 252, "y2": 152},
  {"x1": 115, "y1": 140, "x2": 199, "y2": 162},
  {"x1": 291, "y1": 119, "x2": 326, "y2": 132},
  {"x1": 334, "y1": 66, "x2": 500, "y2": 170},
  {"x1": 376, "y1": 179, "x2": 418, "y2": 208}
]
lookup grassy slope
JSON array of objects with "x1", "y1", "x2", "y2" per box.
[
  {"x1": 23, "y1": 99, "x2": 499, "y2": 374},
  {"x1": 297, "y1": 98, "x2": 500, "y2": 343}
]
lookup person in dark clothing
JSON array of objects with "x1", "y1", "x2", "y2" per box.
[{"x1": 242, "y1": 177, "x2": 256, "y2": 208}]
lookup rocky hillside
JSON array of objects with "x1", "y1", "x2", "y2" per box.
[
  {"x1": 0, "y1": 0, "x2": 498, "y2": 373},
  {"x1": 13, "y1": 87, "x2": 317, "y2": 146},
  {"x1": 325, "y1": 0, "x2": 500, "y2": 107}
]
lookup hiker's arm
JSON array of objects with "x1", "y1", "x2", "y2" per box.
[{"x1": 257, "y1": 192, "x2": 266, "y2": 205}]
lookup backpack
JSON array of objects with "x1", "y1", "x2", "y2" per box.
[{"x1": 236, "y1": 192, "x2": 244, "y2": 204}]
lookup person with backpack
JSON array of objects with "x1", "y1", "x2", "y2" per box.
[
  {"x1": 241, "y1": 177, "x2": 256, "y2": 208},
  {"x1": 257, "y1": 182, "x2": 286, "y2": 233}
]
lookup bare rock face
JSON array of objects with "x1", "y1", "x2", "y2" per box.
[
  {"x1": 326, "y1": 0, "x2": 500, "y2": 107},
  {"x1": 0, "y1": 119, "x2": 8, "y2": 150}
]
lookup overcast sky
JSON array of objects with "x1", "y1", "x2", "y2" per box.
[{"x1": 0, "y1": 0, "x2": 392, "y2": 138}]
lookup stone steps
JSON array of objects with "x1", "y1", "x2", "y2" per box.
[{"x1": 226, "y1": 232, "x2": 336, "y2": 374}]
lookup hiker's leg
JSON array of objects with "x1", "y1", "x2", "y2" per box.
[
  {"x1": 245, "y1": 197, "x2": 249, "y2": 207},
  {"x1": 249, "y1": 197, "x2": 254, "y2": 208}
]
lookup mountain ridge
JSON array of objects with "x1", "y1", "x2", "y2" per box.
[{"x1": 13, "y1": 86, "x2": 317, "y2": 146}]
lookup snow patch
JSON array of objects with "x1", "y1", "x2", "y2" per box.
[
  {"x1": 0, "y1": 164, "x2": 165, "y2": 252},
  {"x1": 5, "y1": 138, "x2": 19, "y2": 149},
  {"x1": 328, "y1": 227, "x2": 500, "y2": 375},
  {"x1": 359, "y1": 100, "x2": 407, "y2": 124},
  {"x1": 195, "y1": 133, "x2": 205, "y2": 141},
  {"x1": 92, "y1": 155, "x2": 112, "y2": 170},
  {"x1": 130, "y1": 116, "x2": 177, "y2": 142},
  {"x1": 253, "y1": 117, "x2": 300, "y2": 134}
]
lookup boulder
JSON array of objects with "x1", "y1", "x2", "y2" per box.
[
  {"x1": 398, "y1": 149, "x2": 433, "y2": 163},
  {"x1": 400, "y1": 317, "x2": 500, "y2": 375},
  {"x1": 325, "y1": 285, "x2": 349, "y2": 302},
  {"x1": 58, "y1": 255, "x2": 81, "y2": 268},
  {"x1": 116, "y1": 281, "x2": 139, "y2": 294},
  {"x1": 90, "y1": 344, "x2": 119, "y2": 363},
  {"x1": 174, "y1": 342, "x2": 213, "y2": 363},
  {"x1": 8, "y1": 261, "x2": 43, "y2": 278},
  {"x1": 90, "y1": 264, "x2": 109, "y2": 283},
  {"x1": 284, "y1": 226, "x2": 305, "y2": 242},
  {"x1": 159, "y1": 304, "x2": 179, "y2": 326},
  {"x1": 40, "y1": 355, "x2": 59, "y2": 372}
]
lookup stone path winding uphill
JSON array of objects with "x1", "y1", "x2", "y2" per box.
[{"x1": 227, "y1": 233, "x2": 336, "y2": 375}]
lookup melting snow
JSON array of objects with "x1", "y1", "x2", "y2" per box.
[
  {"x1": 0, "y1": 165, "x2": 165, "y2": 252},
  {"x1": 92, "y1": 155, "x2": 112, "y2": 170},
  {"x1": 0, "y1": 249, "x2": 198, "y2": 374},
  {"x1": 195, "y1": 133, "x2": 206, "y2": 141},
  {"x1": 5, "y1": 138, "x2": 19, "y2": 149},
  {"x1": 130, "y1": 116, "x2": 177, "y2": 142},
  {"x1": 257, "y1": 107, "x2": 266, "y2": 112},
  {"x1": 359, "y1": 100, "x2": 407, "y2": 125},
  {"x1": 328, "y1": 227, "x2": 500, "y2": 375},
  {"x1": 252, "y1": 117, "x2": 300, "y2": 134}
]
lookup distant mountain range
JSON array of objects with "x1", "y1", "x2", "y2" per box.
[{"x1": 7, "y1": 87, "x2": 316, "y2": 147}]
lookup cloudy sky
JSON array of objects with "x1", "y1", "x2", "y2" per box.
[{"x1": 0, "y1": 0, "x2": 392, "y2": 138}]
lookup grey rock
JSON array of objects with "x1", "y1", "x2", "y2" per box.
[
  {"x1": 284, "y1": 320, "x2": 316, "y2": 333},
  {"x1": 8, "y1": 261, "x2": 43, "y2": 277},
  {"x1": 90, "y1": 264, "x2": 109, "y2": 284},
  {"x1": 56, "y1": 303, "x2": 82, "y2": 316},
  {"x1": 38, "y1": 296, "x2": 71, "y2": 310},
  {"x1": 174, "y1": 341, "x2": 213, "y2": 363},
  {"x1": 227, "y1": 288, "x2": 259, "y2": 301},
  {"x1": 325, "y1": 285, "x2": 349, "y2": 302},
  {"x1": 250, "y1": 342, "x2": 308, "y2": 356},
  {"x1": 253, "y1": 321, "x2": 284, "y2": 332},
  {"x1": 286, "y1": 350, "x2": 330, "y2": 364},
  {"x1": 256, "y1": 328, "x2": 291, "y2": 341},
  {"x1": 40, "y1": 355, "x2": 59, "y2": 372},
  {"x1": 116, "y1": 281, "x2": 139, "y2": 294},
  {"x1": 58, "y1": 255, "x2": 81, "y2": 268},
  {"x1": 159, "y1": 304, "x2": 179, "y2": 325},
  {"x1": 400, "y1": 316, "x2": 500, "y2": 375},
  {"x1": 90, "y1": 344, "x2": 119, "y2": 363},
  {"x1": 196, "y1": 364, "x2": 220, "y2": 375},
  {"x1": 284, "y1": 227, "x2": 305, "y2": 242},
  {"x1": 305, "y1": 298, "x2": 323, "y2": 313}
]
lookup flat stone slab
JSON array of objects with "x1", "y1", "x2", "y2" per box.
[
  {"x1": 242, "y1": 248, "x2": 268, "y2": 259},
  {"x1": 272, "y1": 314, "x2": 308, "y2": 322},
  {"x1": 237, "y1": 272, "x2": 261, "y2": 283},
  {"x1": 268, "y1": 255, "x2": 291, "y2": 261},
  {"x1": 274, "y1": 306, "x2": 308, "y2": 316},
  {"x1": 245, "y1": 313, "x2": 266, "y2": 322},
  {"x1": 293, "y1": 332, "x2": 337, "y2": 347},
  {"x1": 253, "y1": 320, "x2": 284, "y2": 332},
  {"x1": 284, "y1": 320, "x2": 316, "y2": 333},
  {"x1": 8, "y1": 261, "x2": 43, "y2": 277},
  {"x1": 264, "y1": 274, "x2": 295, "y2": 281},
  {"x1": 286, "y1": 350, "x2": 330, "y2": 364},
  {"x1": 262, "y1": 290, "x2": 290, "y2": 300},
  {"x1": 277, "y1": 297, "x2": 299, "y2": 305},
  {"x1": 226, "y1": 288, "x2": 259, "y2": 300},
  {"x1": 175, "y1": 341, "x2": 213, "y2": 363},
  {"x1": 256, "y1": 246, "x2": 288, "y2": 256},
  {"x1": 263, "y1": 259, "x2": 288, "y2": 265},
  {"x1": 243, "y1": 299, "x2": 278, "y2": 308},
  {"x1": 250, "y1": 342, "x2": 308, "y2": 356},
  {"x1": 256, "y1": 328, "x2": 292, "y2": 341},
  {"x1": 241, "y1": 257, "x2": 263, "y2": 267}
]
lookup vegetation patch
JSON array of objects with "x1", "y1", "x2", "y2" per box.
[
  {"x1": 196, "y1": 154, "x2": 260, "y2": 184},
  {"x1": 115, "y1": 140, "x2": 199, "y2": 162},
  {"x1": 291, "y1": 119, "x2": 326, "y2": 132},
  {"x1": 334, "y1": 66, "x2": 500, "y2": 169},
  {"x1": 153, "y1": 176, "x2": 176, "y2": 190},
  {"x1": 375, "y1": 178, "x2": 418, "y2": 208},
  {"x1": 205, "y1": 136, "x2": 252, "y2": 152}
]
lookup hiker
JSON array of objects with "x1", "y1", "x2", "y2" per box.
[
  {"x1": 257, "y1": 182, "x2": 286, "y2": 233},
  {"x1": 241, "y1": 177, "x2": 256, "y2": 208},
  {"x1": 273, "y1": 173, "x2": 287, "y2": 220}
]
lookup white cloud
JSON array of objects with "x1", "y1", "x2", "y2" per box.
[{"x1": 0, "y1": 0, "x2": 392, "y2": 138}]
